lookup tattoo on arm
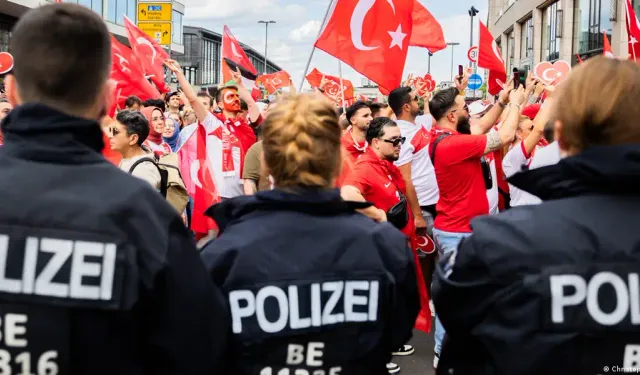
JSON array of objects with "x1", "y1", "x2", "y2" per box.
[{"x1": 484, "y1": 129, "x2": 503, "y2": 154}]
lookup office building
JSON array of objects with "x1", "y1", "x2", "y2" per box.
[{"x1": 487, "y1": 0, "x2": 640, "y2": 72}]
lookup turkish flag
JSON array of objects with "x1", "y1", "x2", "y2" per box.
[
  {"x1": 409, "y1": 1, "x2": 446, "y2": 53},
  {"x1": 314, "y1": 0, "x2": 414, "y2": 93},
  {"x1": 603, "y1": 31, "x2": 615, "y2": 58},
  {"x1": 478, "y1": 21, "x2": 506, "y2": 96},
  {"x1": 123, "y1": 16, "x2": 170, "y2": 93},
  {"x1": 178, "y1": 125, "x2": 220, "y2": 234},
  {"x1": 624, "y1": 0, "x2": 640, "y2": 60},
  {"x1": 257, "y1": 71, "x2": 291, "y2": 94},
  {"x1": 109, "y1": 36, "x2": 161, "y2": 114},
  {"x1": 306, "y1": 68, "x2": 355, "y2": 106},
  {"x1": 222, "y1": 26, "x2": 258, "y2": 85}
]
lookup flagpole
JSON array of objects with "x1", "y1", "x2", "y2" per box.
[
  {"x1": 338, "y1": 60, "x2": 346, "y2": 111},
  {"x1": 299, "y1": 0, "x2": 335, "y2": 92}
]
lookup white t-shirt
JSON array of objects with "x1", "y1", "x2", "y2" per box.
[
  {"x1": 200, "y1": 112, "x2": 243, "y2": 198},
  {"x1": 415, "y1": 114, "x2": 434, "y2": 130},
  {"x1": 529, "y1": 141, "x2": 561, "y2": 169},
  {"x1": 503, "y1": 141, "x2": 543, "y2": 206},
  {"x1": 394, "y1": 118, "x2": 439, "y2": 206},
  {"x1": 485, "y1": 151, "x2": 499, "y2": 214},
  {"x1": 119, "y1": 154, "x2": 161, "y2": 190}
]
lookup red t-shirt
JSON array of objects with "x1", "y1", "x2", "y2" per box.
[
  {"x1": 340, "y1": 129, "x2": 368, "y2": 161},
  {"x1": 335, "y1": 146, "x2": 355, "y2": 187},
  {"x1": 343, "y1": 149, "x2": 414, "y2": 237},
  {"x1": 429, "y1": 127, "x2": 489, "y2": 233}
]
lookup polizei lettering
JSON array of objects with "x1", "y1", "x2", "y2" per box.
[
  {"x1": 0, "y1": 234, "x2": 117, "y2": 300},
  {"x1": 550, "y1": 272, "x2": 640, "y2": 326},
  {"x1": 229, "y1": 280, "x2": 380, "y2": 334}
]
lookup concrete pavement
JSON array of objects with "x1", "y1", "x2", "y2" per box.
[{"x1": 393, "y1": 330, "x2": 436, "y2": 375}]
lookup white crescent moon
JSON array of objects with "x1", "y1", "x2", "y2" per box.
[
  {"x1": 114, "y1": 53, "x2": 130, "y2": 73},
  {"x1": 136, "y1": 37, "x2": 157, "y2": 64},
  {"x1": 272, "y1": 77, "x2": 282, "y2": 85},
  {"x1": 350, "y1": 0, "x2": 379, "y2": 51},
  {"x1": 190, "y1": 160, "x2": 202, "y2": 189},
  {"x1": 417, "y1": 236, "x2": 428, "y2": 247},
  {"x1": 491, "y1": 40, "x2": 504, "y2": 64},
  {"x1": 231, "y1": 43, "x2": 244, "y2": 59},
  {"x1": 541, "y1": 68, "x2": 556, "y2": 83}
]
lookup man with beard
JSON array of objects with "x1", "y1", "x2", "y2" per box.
[
  {"x1": 427, "y1": 85, "x2": 525, "y2": 368},
  {"x1": 341, "y1": 101, "x2": 373, "y2": 160},
  {"x1": 165, "y1": 59, "x2": 259, "y2": 200}
]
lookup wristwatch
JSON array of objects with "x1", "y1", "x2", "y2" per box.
[{"x1": 498, "y1": 99, "x2": 507, "y2": 109}]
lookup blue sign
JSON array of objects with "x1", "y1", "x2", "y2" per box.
[
  {"x1": 148, "y1": 5, "x2": 162, "y2": 10},
  {"x1": 468, "y1": 74, "x2": 483, "y2": 90}
]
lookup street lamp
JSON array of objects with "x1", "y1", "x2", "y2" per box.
[
  {"x1": 428, "y1": 52, "x2": 433, "y2": 74},
  {"x1": 258, "y1": 20, "x2": 276, "y2": 74},
  {"x1": 447, "y1": 42, "x2": 460, "y2": 81},
  {"x1": 468, "y1": 6, "x2": 479, "y2": 49}
]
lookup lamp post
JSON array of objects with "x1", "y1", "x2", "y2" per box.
[
  {"x1": 258, "y1": 20, "x2": 276, "y2": 74},
  {"x1": 468, "y1": 6, "x2": 479, "y2": 49},
  {"x1": 428, "y1": 52, "x2": 433, "y2": 74},
  {"x1": 447, "y1": 42, "x2": 460, "y2": 81}
]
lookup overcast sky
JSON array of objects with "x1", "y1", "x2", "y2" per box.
[{"x1": 183, "y1": 0, "x2": 488, "y2": 90}]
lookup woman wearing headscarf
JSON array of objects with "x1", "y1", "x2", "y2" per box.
[
  {"x1": 163, "y1": 117, "x2": 181, "y2": 152},
  {"x1": 141, "y1": 106, "x2": 171, "y2": 157}
]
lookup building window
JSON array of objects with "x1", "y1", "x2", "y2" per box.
[
  {"x1": 543, "y1": 1, "x2": 561, "y2": 61},
  {"x1": 172, "y1": 10, "x2": 183, "y2": 45},
  {"x1": 505, "y1": 30, "x2": 514, "y2": 73},
  {"x1": 520, "y1": 17, "x2": 534, "y2": 59},
  {"x1": 578, "y1": 0, "x2": 612, "y2": 53},
  {"x1": 67, "y1": 0, "x2": 104, "y2": 16},
  {"x1": 106, "y1": 0, "x2": 135, "y2": 25}
]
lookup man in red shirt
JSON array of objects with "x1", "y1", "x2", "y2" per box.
[
  {"x1": 428, "y1": 85, "x2": 525, "y2": 366},
  {"x1": 341, "y1": 101, "x2": 372, "y2": 160}
]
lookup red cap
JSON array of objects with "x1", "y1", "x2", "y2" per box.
[{"x1": 522, "y1": 104, "x2": 541, "y2": 120}]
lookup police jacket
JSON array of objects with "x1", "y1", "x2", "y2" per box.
[
  {"x1": 0, "y1": 103, "x2": 228, "y2": 375},
  {"x1": 433, "y1": 145, "x2": 640, "y2": 375},
  {"x1": 201, "y1": 188, "x2": 420, "y2": 375}
]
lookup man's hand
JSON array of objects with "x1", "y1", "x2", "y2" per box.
[
  {"x1": 164, "y1": 59, "x2": 181, "y2": 73},
  {"x1": 455, "y1": 69, "x2": 470, "y2": 92},
  {"x1": 509, "y1": 85, "x2": 526, "y2": 106},
  {"x1": 319, "y1": 75, "x2": 330, "y2": 91},
  {"x1": 404, "y1": 73, "x2": 415, "y2": 88},
  {"x1": 525, "y1": 71, "x2": 536, "y2": 94},
  {"x1": 231, "y1": 67, "x2": 244, "y2": 87},
  {"x1": 498, "y1": 78, "x2": 514, "y2": 104},
  {"x1": 415, "y1": 214, "x2": 427, "y2": 236}
]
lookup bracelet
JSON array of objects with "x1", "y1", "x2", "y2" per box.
[
  {"x1": 508, "y1": 102, "x2": 521, "y2": 110},
  {"x1": 498, "y1": 100, "x2": 506, "y2": 109}
]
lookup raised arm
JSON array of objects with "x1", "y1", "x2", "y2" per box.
[
  {"x1": 164, "y1": 59, "x2": 210, "y2": 124},
  {"x1": 484, "y1": 86, "x2": 526, "y2": 155},
  {"x1": 230, "y1": 68, "x2": 260, "y2": 124}
]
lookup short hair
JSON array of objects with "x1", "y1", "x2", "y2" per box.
[
  {"x1": 369, "y1": 102, "x2": 388, "y2": 117},
  {"x1": 143, "y1": 99, "x2": 165, "y2": 113},
  {"x1": 366, "y1": 117, "x2": 397, "y2": 144},
  {"x1": 345, "y1": 101, "x2": 370, "y2": 125},
  {"x1": 125, "y1": 95, "x2": 142, "y2": 108},
  {"x1": 207, "y1": 86, "x2": 218, "y2": 101},
  {"x1": 388, "y1": 87, "x2": 413, "y2": 117},
  {"x1": 10, "y1": 4, "x2": 111, "y2": 114},
  {"x1": 240, "y1": 99, "x2": 248, "y2": 111},
  {"x1": 216, "y1": 85, "x2": 238, "y2": 104},
  {"x1": 554, "y1": 56, "x2": 640, "y2": 151},
  {"x1": 116, "y1": 110, "x2": 149, "y2": 146},
  {"x1": 197, "y1": 92, "x2": 214, "y2": 107},
  {"x1": 429, "y1": 87, "x2": 460, "y2": 121},
  {"x1": 263, "y1": 94, "x2": 341, "y2": 189}
]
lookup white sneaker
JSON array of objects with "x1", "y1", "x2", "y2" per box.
[
  {"x1": 386, "y1": 362, "x2": 400, "y2": 374},
  {"x1": 433, "y1": 352, "x2": 440, "y2": 369},
  {"x1": 392, "y1": 345, "x2": 415, "y2": 356}
]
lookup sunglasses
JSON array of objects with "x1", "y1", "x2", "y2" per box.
[{"x1": 381, "y1": 137, "x2": 406, "y2": 147}]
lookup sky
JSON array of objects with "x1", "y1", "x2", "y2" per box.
[{"x1": 182, "y1": 0, "x2": 488, "y2": 90}]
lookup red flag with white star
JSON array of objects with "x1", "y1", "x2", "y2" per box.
[
  {"x1": 314, "y1": 0, "x2": 414, "y2": 93},
  {"x1": 625, "y1": 0, "x2": 640, "y2": 60}
]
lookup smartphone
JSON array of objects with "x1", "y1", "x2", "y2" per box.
[
  {"x1": 513, "y1": 68, "x2": 520, "y2": 89},
  {"x1": 458, "y1": 65, "x2": 464, "y2": 83}
]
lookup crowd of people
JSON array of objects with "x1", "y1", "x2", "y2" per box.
[{"x1": 0, "y1": 3, "x2": 639, "y2": 375}]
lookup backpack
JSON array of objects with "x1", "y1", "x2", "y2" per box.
[{"x1": 128, "y1": 153, "x2": 189, "y2": 214}]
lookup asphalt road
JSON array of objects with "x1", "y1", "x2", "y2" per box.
[{"x1": 393, "y1": 330, "x2": 436, "y2": 375}]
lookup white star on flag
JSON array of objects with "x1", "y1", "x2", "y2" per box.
[
  {"x1": 630, "y1": 36, "x2": 638, "y2": 45},
  {"x1": 388, "y1": 24, "x2": 407, "y2": 50}
]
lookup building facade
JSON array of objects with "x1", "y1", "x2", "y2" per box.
[
  {"x1": 0, "y1": 0, "x2": 185, "y2": 54},
  {"x1": 179, "y1": 26, "x2": 282, "y2": 88},
  {"x1": 488, "y1": 0, "x2": 640, "y2": 72}
]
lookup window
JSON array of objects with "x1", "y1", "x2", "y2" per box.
[
  {"x1": 578, "y1": 0, "x2": 613, "y2": 53},
  {"x1": 107, "y1": 0, "x2": 135, "y2": 25},
  {"x1": 505, "y1": 30, "x2": 514, "y2": 73},
  {"x1": 542, "y1": 1, "x2": 561, "y2": 61},
  {"x1": 67, "y1": 0, "x2": 103, "y2": 16},
  {"x1": 520, "y1": 18, "x2": 533, "y2": 59},
  {"x1": 172, "y1": 10, "x2": 183, "y2": 45}
]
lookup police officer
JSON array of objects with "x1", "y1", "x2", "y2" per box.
[
  {"x1": 201, "y1": 93, "x2": 420, "y2": 375},
  {"x1": 433, "y1": 57, "x2": 640, "y2": 374},
  {"x1": 0, "y1": 4, "x2": 227, "y2": 374}
]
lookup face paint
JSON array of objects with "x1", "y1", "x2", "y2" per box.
[{"x1": 222, "y1": 89, "x2": 241, "y2": 112}]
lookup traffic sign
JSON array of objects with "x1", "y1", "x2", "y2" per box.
[
  {"x1": 467, "y1": 46, "x2": 478, "y2": 63},
  {"x1": 468, "y1": 73, "x2": 483, "y2": 90},
  {"x1": 138, "y1": 22, "x2": 172, "y2": 45},
  {"x1": 138, "y1": 2, "x2": 172, "y2": 22}
]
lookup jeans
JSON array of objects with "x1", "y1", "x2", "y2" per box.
[{"x1": 432, "y1": 228, "x2": 471, "y2": 355}]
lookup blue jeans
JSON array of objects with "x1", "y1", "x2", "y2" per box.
[{"x1": 432, "y1": 228, "x2": 471, "y2": 355}]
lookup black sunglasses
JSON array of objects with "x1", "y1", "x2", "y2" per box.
[{"x1": 381, "y1": 137, "x2": 406, "y2": 147}]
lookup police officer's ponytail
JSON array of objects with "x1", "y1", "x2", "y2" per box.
[{"x1": 262, "y1": 94, "x2": 342, "y2": 189}]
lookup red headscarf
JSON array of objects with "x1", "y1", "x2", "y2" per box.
[{"x1": 140, "y1": 106, "x2": 164, "y2": 144}]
